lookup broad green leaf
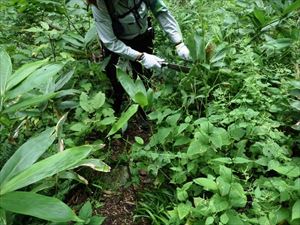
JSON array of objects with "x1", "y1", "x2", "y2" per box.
[
  {"x1": 0, "y1": 146, "x2": 93, "y2": 194},
  {"x1": 233, "y1": 157, "x2": 252, "y2": 164},
  {"x1": 177, "y1": 203, "x2": 191, "y2": 220},
  {"x1": 211, "y1": 157, "x2": 232, "y2": 164},
  {"x1": 40, "y1": 21, "x2": 49, "y2": 30},
  {"x1": 209, "y1": 194, "x2": 229, "y2": 213},
  {"x1": 253, "y1": 8, "x2": 266, "y2": 26},
  {"x1": 159, "y1": 128, "x2": 173, "y2": 144},
  {"x1": 0, "y1": 208, "x2": 6, "y2": 225},
  {"x1": 195, "y1": 130, "x2": 210, "y2": 145},
  {"x1": 99, "y1": 117, "x2": 116, "y2": 126},
  {"x1": 177, "y1": 123, "x2": 189, "y2": 135},
  {"x1": 291, "y1": 81, "x2": 300, "y2": 89},
  {"x1": 149, "y1": 128, "x2": 170, "y2": 146},
  {"x1": 0, "y1": 191, "x2": 82, "y2": 222},
  {"x1": 6, "y1": 59, "x2": 49, "y2": 91},
  {"x1": 134, "y1": 92, "x2": 148, "y2": 107},
  {"x1": 187, "y1": 139, "x2": 208, "y2": 156},
  {"x1": 25, "y1": 27, "x2": 43, "y2": 32},
  {"x1": 166, "y1": 113, "x2": 181, "y2": 127},
  {"x1": 89, "y1": 216, "x2": 105, "y2": 225},
  {"x1": 216, "y1": 177, "x2": 231, "y2": 196},
  {"x1": 220, "y1": 213, "x2": 229, "y2": 224},
  {"x1": 268, "y1": 160, "x2": 300, "y2": 178},
  {"x1": 84, "y1": 25, "x2": 97, "y2": 46},
  {"x1": 31, "y1": 179, "x2": 56, "y2": 193},
  {"x1": 226, "y1": 210, "x2": 244, "y2": 225},
  {"x1": 79, "y1": 92, "x2": 106, "y2": 112},
  {"x1": 174, "y1": 136, "x2": 190, "y2": 146},
  {"x1": 228, "y1": 125, "x2": 245, "y2": 141},
  {"x1": 193, "y1": 197, "x2": 206, "y2": 208},
  {"x1": 79, "y1": 201, "x2": 92, "y2": 221},
  {"x1": 55, "y1": 89, "x2": 79, "y2": 98},
  {"x1": 80, "y1": 92, "x2": 93, "y2": 112},
  {"x1": 205, "y1": 217, "x2": 214, "y2": 225},
  {"x1": 117, "y1": 68, "x2": 136, "y2": 98},
  {"x1": 0, "y1": 50, "x2": 12, "y2": 97},
  {"x1": 274, "y1": 208, "x2": 289, "y2": 224},
  {"x1": 219, "y1": 166, "x2": 232, "y2": 182},
  {"x1": 135, "y1": 136, "x2": 144, "y2": 145},
  {"x1": 292, "y1": 200, "x2": 300, "y2": 221},
  {"x1": 7, "y1": 64, "x2": 64, "y2": 99},
  {"x1": 264, "y1": 38, "x2": 293, "y2": 50},
  {"x1": 290, "y1": 89, "x2": 300, "y2": 97},
  {"x1": 62, "y1": 34, "x2": 84, "y2": 47},
  {"x1": 64, "y1": 46, "x2": 86, "y2": 54},
  {"x1": 292, "y1": 123, "x2": 300, "y2": 131},
  {"x1": 135, "y1": 76, "x2": 147, "y2": 96},
  {"x1": 194, "y1": 178, "x2": 218, "y2": 191},
  {"x1": 291, "y1": 101, "x2": 300, "y2": 111},
  {"x1": 0, "y1": 128, "x2": 55, "y2": 185},
  {"x1": 70, "y1": 122, "x2": 89, "y2": 132},
  {"x1": 195, "y1": 118, "x2": 214, "y2": 134},
  {"x1": 228, "y1": 183, "x2": 247, "y2": 208},
  {"x1": 210, "y1": 128, "x2": 230, "y2": 148},
  {"x1": 283, "y1": 0, "x2": 300, "y2": 15},
  {"x1": 72, "y1": 159, "x2": 110, "y2": 172},
  {"x1": 258, "y1": 216, "x2": 269, "y2": 225},
  {"x1": 58, "y1": 171, "x2": 88, "y2": 185},
  {"x1": 187, "y1": 33, "x2": 206, "y2": 62},
  {"x1": 91, "y1": 92, "x2": 106, "y2": 109},
  {"x1": 0, "y1": 115, "x2": 10, "y2": 126},
  {"x1": 177, "y1": 187, "x2": 188, "y2": 201},
  {"x1": 2, "y1": 93, "x2": 57, "y2": 113},
  {"x1": 210, "y1": 43, "x2": 227, "y2": 65},
  {"x1": 107, "y1": 104, "x2": 138, "y2": 136},
  {"x1": 183, "y1": 181, "x2": 193, "y2": 190},
  {"x1": 55, "y1": 69, "x2": 74, "y2": 91},
  {"x1": 117, "y1": 69, "x2": 148, "y2": 106}
]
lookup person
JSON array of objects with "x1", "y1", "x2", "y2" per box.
[{"x1": 88, "y1": 0, "x2": 190, "y2": 113}]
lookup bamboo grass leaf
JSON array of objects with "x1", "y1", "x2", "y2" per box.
[
  {"x1": 6, "y1": 58, "x2": 49, "y2": 91},
  {"x1": 107, "y1": 104, "x2": 138, "y2": 136},
  {"x1": 6, "y1": 64, "x2": 63, "y2": 99},
  {"x1": 0, "y1": 50, "x2": 12, "y2": 97},
  {"x1": 0, "y1": 191, "x2": 83, "y2": 222},
  {"x1": 0, "y1": 146, "x2": 93, "y2": 195},
  {"x1": 0, "y1": 127, "x2": 56, "y2": 185}
]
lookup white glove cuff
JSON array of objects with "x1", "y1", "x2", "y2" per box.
[{"x1": 176, "y1": 42, "x2": 185, "y2": 50}]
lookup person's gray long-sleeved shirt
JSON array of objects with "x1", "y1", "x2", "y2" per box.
[{"x1": 92, "y1": 0, "x2": 183, "y2": 61}]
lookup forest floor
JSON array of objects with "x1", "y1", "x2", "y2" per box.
[{"x1": 67, "y1": 117, "x2": 152, "y2": 225}]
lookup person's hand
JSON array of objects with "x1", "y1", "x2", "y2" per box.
[
  {"x1": 139, "y1": 53, "x2": 165, "y2": 69},
  {"x1": 176, "y1": 43, "x2": 191, "y2": 61}
]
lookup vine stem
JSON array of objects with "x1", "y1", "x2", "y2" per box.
[
  {"x1": 49, "y1": 35, "x2": 56, "y2": 61},
  {"x1": 62, "y1": 2, "x2": 85, "y2": 37}
]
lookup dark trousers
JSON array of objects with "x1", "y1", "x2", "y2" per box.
[{"x1": 103, "y1": 29, "x2": 154, "y2": 114}]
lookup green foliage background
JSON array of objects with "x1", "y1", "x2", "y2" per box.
[{"x1": 0, "y1": 0, "x2": 300, "y2": 224}]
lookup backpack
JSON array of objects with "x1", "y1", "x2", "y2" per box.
[{"x1": 102, "y1": 0, "x2": 149, "y2": 37}]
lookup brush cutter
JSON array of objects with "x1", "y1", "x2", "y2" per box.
[{"x1": 161, "y1": 62, "x2": 191, "y2": 73}]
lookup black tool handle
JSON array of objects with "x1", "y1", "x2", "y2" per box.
[{"x1": 161, "y1": 62, "x2": 190, "y2": 73}]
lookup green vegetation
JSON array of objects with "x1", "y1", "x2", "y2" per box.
[{"x1": 0, "y1": 0, "x2": 299, "y2": 224}]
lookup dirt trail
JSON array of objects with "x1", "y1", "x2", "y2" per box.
[{"x1": 68, "y1": 118, "x2": 152, "y2": 225}]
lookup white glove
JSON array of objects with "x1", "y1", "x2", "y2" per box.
[
  {"x1": 176, "y1": 43, "x2": 191, "y2": 61},
  {"x1": 139, "y1": 53, "x2": 165, "y2": 69}
]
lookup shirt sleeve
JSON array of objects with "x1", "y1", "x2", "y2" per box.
[
  {"x1": 91, "y1": 2, "x2": 140, "y2": 61},
  {"x1": 148, "y1": 0, "x2": 183, "y2": 44}
]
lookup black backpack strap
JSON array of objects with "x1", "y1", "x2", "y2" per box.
[
  {"x1": 143, "y1": 0, "x2": 150, "y2": 8},
  {"x1": 103, "y1": 0, "x2": 125, "y2": 37},
  {"x1": 102, "y1": 0, "x2": 149, "y2": 37},
  {"x1": 103, "y1": 0, "x2": 116, "y2": 20}
]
